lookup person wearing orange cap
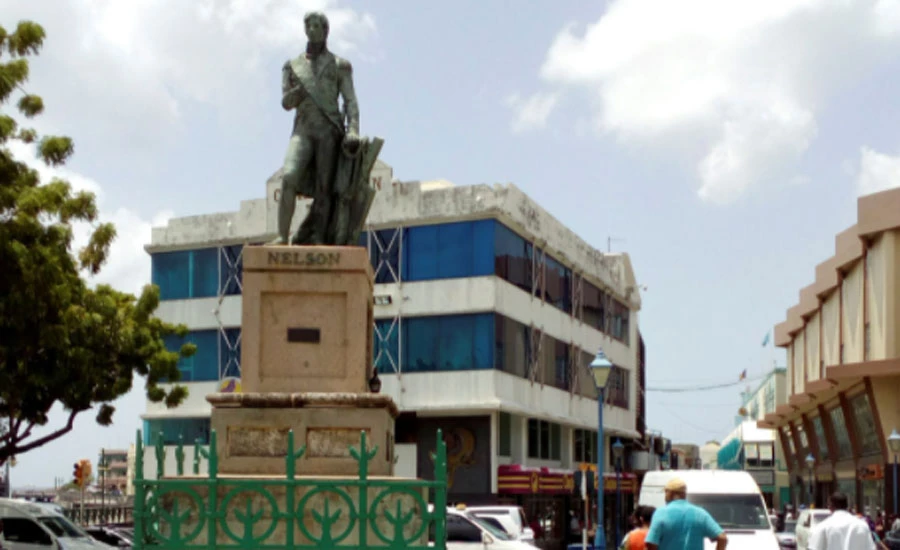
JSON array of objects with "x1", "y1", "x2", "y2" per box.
[{"x1": 645, "y1": 478, "x2": 728, "y2": 550}]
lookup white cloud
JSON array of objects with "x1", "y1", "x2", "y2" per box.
[
  {"x1": 5, "y1": 0, "x2": 377, "y2": 154},
  {"x1": 8, "y1": 141, "x2": 171, "y2": 296},
  {"x1": 856, "y1": 146, "x2": 900, "y2": 196},
  {"x1": 521, "y1": 0, "x2": 900, "y2": 203},
  {"x1": 506, "y1": 92, "x2": 559, "y2": 133}
]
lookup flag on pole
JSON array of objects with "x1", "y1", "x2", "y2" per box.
[
  {"x1": 739, "y1": 369, "x2": 747, "y2": 381},
  {"x1": 762, "y1": 331, "x2": 770, "y2": 347}
]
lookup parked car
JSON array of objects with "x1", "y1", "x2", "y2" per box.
[
  {"x1": 0, "y1": 498, "x2": 113, "y2": 550},
  {"x1": 776, "y1": 519, "x2": 797, "y2": 549},
  {"x1": 85, "y1": 525, "x2": 132, "y2": 548},
  {"x1": 884, "y1": 527, "x2": 900, "y2": 550},
  {"x1": 465, "y1": 505, "x2": 535, "y2": 543},
  {"x1": 795, "y1": 509, "x2": 831, "y2": 550},
  {"x1": 428, "y1": 506, "x2": 538, "y2": 550}
]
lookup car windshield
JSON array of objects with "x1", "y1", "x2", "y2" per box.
[
  {"x1": 782, "y1": 520, "x2": 797, "y2": 533},
  {"x1": 686, "y1": 494, "x2": 771, "y2": 530},
  {"x1": 468, "y1": 515, "x2": 512, "y2": 541},
  {"x1": 38, "y1": 516, "x2": 87, "y2": 538}
]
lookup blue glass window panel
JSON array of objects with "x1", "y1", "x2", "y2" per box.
[
  {"x1": 554, "y1": 341, "x2": 569, "y2": 390},
  {"x1": 471, "y1": 220, "x2": 495, "y2": 276},
  {"x1": 494, "y1": 223, "x2": 532, "y2": 293},
  {"x1": 144, "y1": 418, "x2": 211, "y2": 446},
  {"x1": 405, "y1": 221, "x2": 495, "y2": 281},
  {"x1": 163, "y1": 330, "x2": 219, "y2": 382},
  {"x1": 151, "y1": 251, "x2": 191, "y2": 300},
  {"x1": 220, "y1": 245, "x2": 243, "y2": 296},
  {"x1": 406, "y1": 225, "x2": 439, "y2": 280},
  {"x1": 191, "y1": 330, "x2": 220, "y2": 381},
  {"x1": 545, "y1": 255, "x2": 572, "y2": 313},
  {"x1": 405, "y1": 316, "x2": 439, "y2": 372},
  {"x1": 438, "y1": 315, "x2": 472, "y2": 370},
  {"x1": 436, "y1": 222, "x2": 472, "y2": 279},
  {"x1": 163, "y1": 333, "x2": 192, "y2": 381},
  {"x1": 403, "y1": 314, "x2": 494, "y2": 372},
  {"x1": 373, "y1": 319, "x2": 399, "y2": 374},
  {"x1": 191, "y1": 248, "x2": 219, "y2": 298},
  {"x1": 472, "y1": 313, "x2": 493, "y2": 369}
]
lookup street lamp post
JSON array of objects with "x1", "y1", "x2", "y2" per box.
[
  {"x1": 888, "y1": 429, "x2": 900, "y2": 515},
  {"x1": 805, "y1": 454, "x2": 815, "y2": 508},
  {"x1": 590, "y1": 349, "x2": 614, "y2": 550},
  {"x1": 612, "y1": 439, "x2": 624, "y2": 549}
]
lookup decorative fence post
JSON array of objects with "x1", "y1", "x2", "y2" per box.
[
  {"x1": 133, "y1": 430, "x2": 145, "y2": 550},
  {"x1": 131, "y1": 428, "x2": 447, "y2": 550},
  {"x1": 433, "y1": 429, "x2": 448, "y2": 550}
]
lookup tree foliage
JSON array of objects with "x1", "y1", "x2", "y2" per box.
[{"x1": 0, "y1": 20, "x2": 192, "y2": 463}]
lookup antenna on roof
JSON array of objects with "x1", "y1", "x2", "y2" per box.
[{"x1": 607, "y1": 236, "x2": 625, "y2": 253}]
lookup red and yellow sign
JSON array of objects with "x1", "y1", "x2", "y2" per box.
[{"x1": 498, "y1": 464, "x2": 636, "y2": 495}]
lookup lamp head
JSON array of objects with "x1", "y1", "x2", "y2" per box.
[
  {"x1": 612, "y1": 438, "x2": 625, "y2": 461},
  {"x1": 887, "y1": 429, "x2": 900, "y2": 454},
  {"x1": 590, "y1": 348, "x2": 613, "y2": 389},
  {"x1": 368, "y1": 371, "x2": 382, "y2": 393},
  {"x1": 805, "y1": 453, "x2": 815, "y2": 468}
]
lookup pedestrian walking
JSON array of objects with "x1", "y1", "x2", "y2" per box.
[
  {"x1": 619, "y1": 505, "x2": 655, "y2": 550},
  {"x1": 808, "y1": 492, "x2": 876, "y2": 550},
  {"x1": 645, "y1": 477, "x2": 728, "y2": 550}
]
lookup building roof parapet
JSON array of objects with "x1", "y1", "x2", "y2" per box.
[
  {"x1": 773, "y1": 187, "x2": 900, "y2": 349},
  {"x1": 146, "y1": 176, "x2": 642, "y2": 307}
]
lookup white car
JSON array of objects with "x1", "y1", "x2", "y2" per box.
[
  {"x1": 465, "y1": 506, "x2": 534, "y2": 543},
  {"x1": 0, "y1": 498, "x2": 113, "y2": 550},
  {"x1": 639, "y1": 470, "x2": 781, "y2": 550},
  {"x1": 795, "y1": 509, "x2": 831, "y2": 550},
  {"x1": 430, "y1": 506, "x2": 537, "y2": 550}
]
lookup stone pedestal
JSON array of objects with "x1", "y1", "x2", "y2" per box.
[
  {"x1": 240, "y1": 246, "x2": 373, "y2": 394},
  {"x1": 207, "y1": 245, "x2": 395, "y2": 476},
  {"x1": 208, "y1": 392, "x2": 397, "y2": 476}
]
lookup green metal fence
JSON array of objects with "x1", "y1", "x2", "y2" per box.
[{"x1": 133, "y1": 429, "x2": 448, "y2": 550}]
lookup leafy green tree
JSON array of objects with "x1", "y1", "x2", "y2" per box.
[{"x1": 0, "y1": 21, "x2": 192, "y2": 464}]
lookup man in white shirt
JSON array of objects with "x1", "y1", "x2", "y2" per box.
[{"x1": 808, "y1": 492, "x2": 876, "y2": 550}]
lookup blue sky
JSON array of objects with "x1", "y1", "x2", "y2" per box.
[{"x1": 7, "y1": 0, "x2": 900, "y2": 487}]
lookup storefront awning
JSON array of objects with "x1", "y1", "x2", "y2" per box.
[
  {"x1": 716, "y1": 438, "x2": 743, "y2": 470},
  {"x1": 497, "y1": 464, "x2": 637, "y2": 495}
]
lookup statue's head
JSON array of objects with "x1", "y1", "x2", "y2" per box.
[{"x1": 304, "y1": 11, "x2": 329, "y2": 43}]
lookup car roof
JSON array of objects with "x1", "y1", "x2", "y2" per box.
[
  {"x1": 0, "y1": 498, "x2": 62, "y2": 518},
  {"x1": 641, "y1": 470, "x2": 761, "y2": 494}
]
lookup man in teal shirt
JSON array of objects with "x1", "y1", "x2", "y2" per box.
[{"x1": 645, "y1": 478, "x2": 728, "y2": 550}]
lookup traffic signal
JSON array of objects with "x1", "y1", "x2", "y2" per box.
[
  {"x1": 81, "y1": 459, "x2": 92, "y2": 483},
  {"x1": 72, "y1": 459, "x2": 92, "y2": 488},
  {"x1": 73, "y1": 462, "x2": 83, "y2": 487}
]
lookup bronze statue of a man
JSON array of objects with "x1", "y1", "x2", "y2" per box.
[{"x1": 275, "y1": 11, "x2": 360, "y2": 245}]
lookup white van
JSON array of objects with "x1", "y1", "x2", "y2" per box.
[
  {"x1": 638, "y1": 471, "x2": 779, "y2": 550},
  {"x1": 0, "y1": 498, "x2": 112, "y2": 550}
]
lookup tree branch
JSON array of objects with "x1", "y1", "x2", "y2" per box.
[{"x1": 9, "y1": 410, "x2": 80, "y2": 456}]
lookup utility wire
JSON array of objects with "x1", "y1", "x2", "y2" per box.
[{"x1": 647, "y1": 373, "x2": 766, "y2": 393}]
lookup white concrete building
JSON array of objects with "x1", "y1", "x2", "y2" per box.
[
  {"x1": 717, "y1": 368, "x2": 790, "y2": 509},
  {"x1": 142, "y1": 161, "x2": 646, "y2": 528}
]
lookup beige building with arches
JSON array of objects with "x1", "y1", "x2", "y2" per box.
[{"x1": 760, "y1": 186, "x2": 900, "y2": 514}]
